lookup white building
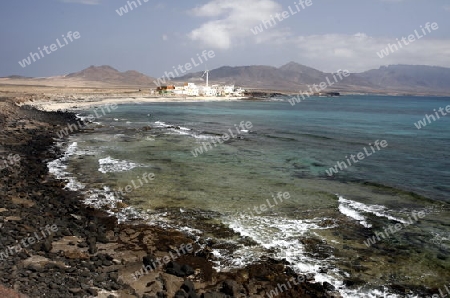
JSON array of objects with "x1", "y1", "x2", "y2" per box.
[
  {"x1": 218, "y1": 85, "x2": 245, "y2": 97},
  {"x1": 201, "y1": 86, "x2": 218, "y2": 97},
  {"x1": 185, "y1": 83, "x2": 199, "y2": 96},
  {"x1": 233, "y1": 87, "x2": 245, "y2": 97},
  {"x1": 173, "y1": 86, "x2": 185, "y2": 95},
  {"x1": 223, "y1": 85, "x2": 235, "y2": 95},
  {"x1": 166, "y1": 82, "x2": 244, "y2": 97}
]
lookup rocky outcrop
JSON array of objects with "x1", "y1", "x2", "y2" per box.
[{"x1": 0, "y1": 97, "x2": 339, "y2": 297}]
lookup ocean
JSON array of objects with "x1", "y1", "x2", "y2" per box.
[{"x1": 49, "y1": 95, "x2": 450, "y2": 297}]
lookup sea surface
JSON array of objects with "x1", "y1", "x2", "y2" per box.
[{"x1": 49, "y1": 95, "x2": 450, "y2": 297}]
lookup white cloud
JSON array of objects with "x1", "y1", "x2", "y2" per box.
[
  {"x1": 186, "y1": 1, "x2": 450, "y2": 72},
  {"x1": 188, "y1": 0, "x2": 283, "y2": 49},
  {"x1": 290, "y1": 33, "x2": 450, "y2": 72},
  {"x1": 162, "y1": 34, "x2": 168, "y2": 41},
  {"x1": 444, "y1": 5, "x2": 450, "y2": 11},
  {"x1": 59, "y1": 0, "x2": 100, "y2": 4}
]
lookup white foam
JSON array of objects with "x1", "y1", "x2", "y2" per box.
[
  {"x1": 153, "y1": 120, "x2": 218, "y2": 140},
  {"x1": 221, "y1": 213, "x2": 379, "y2": 296},
  {"x1": 47, "y1": 142, "x2": 86, "y2": 191},
  {"x1": 338, "y1": 196, "x2": 408, "y2": 228},
  {"x1": 48, "y1": 143, "x2": 149, "y2": 224},
  {"x1": 221, "y1": 210, "x2": 410, "y2": 297},
  {"x1": 338, "y1": 287, "x2": 408, "y2": 298},
  {"x1": 98, "y1": 156, "x2": 146, "y2": 173},
  {"x1": 169, "y1": 128, "x2": 212, "y2": 140},
  {"x1": 154, "y1": 121, "x2": 170, "y2": 127},
  {"x1": 338, "y1": 202, "x2": 372, "y2": 228},
  {"x1": 192, "y1": 134, "x2": 215, "y2": 139},
  {"x1": 167, "y1": 128, "x2": 191, "y2": 136},
  {"x1": 221, "y1": 214, "x2": 335, "y2": 271},
  {"x1": 75, "y1": 114, "x2": 98, "y2": 125},
  {"x1": 75, "y1": 114, "x2": 87, "y2": 121}
]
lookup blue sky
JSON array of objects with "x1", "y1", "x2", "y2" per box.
[{"x1": 1, "y1": 0, "x2": 449, "y2": 77}]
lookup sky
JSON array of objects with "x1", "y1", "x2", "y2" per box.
[{"x1": 1, "y1": 0, "x2": 450, "y2": 78}]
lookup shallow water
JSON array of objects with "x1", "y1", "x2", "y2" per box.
[{"x1": 53, "y1": 96, "x2": 450, "y2": 297}]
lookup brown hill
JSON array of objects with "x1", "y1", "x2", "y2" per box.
[
  {"x1": 175, "y1": 62, "x2": 352, "y2": 90},
  {"x1": 65, "y1": 65, "x2": 156, "y2": 86},
  {"x1": 3, "y1": 63, "x2": 450, "y2": 95}
]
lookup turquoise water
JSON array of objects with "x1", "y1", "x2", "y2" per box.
[{"x1": 57, "y1": 96, "x2": 450, "y2": 297}]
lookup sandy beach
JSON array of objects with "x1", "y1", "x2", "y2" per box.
[
  {"x1": 19, "y1": 96, "x2": 248, "y2": 112},
  {"x1": 0, "y1": 79, "x2": 250, "y2": 112}
]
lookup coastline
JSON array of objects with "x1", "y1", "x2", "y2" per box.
[
  {"x1": 0, "y1": 81, "x2": 255, "y2": 113},
  {"x1": 18, "y1": 95, "x2": 250, "y2": 112},
  {"x1": 0, "y1": 97, "x2": 338, "y2": 297}
]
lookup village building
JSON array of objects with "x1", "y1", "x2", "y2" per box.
[{"x1": 153, "y1": 71, "x2": 245, "y2": 97}]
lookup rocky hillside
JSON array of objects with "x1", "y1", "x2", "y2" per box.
[
  {"x1": 176, "y1": 62, "x2": 450, "y2": 95},
  {"x1": 65, "y1": 65, "x2": 157, "y2": 86}
]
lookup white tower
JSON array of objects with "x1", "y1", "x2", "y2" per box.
[{"x1": 202, "y1": 70, "x2": 209, "y2": 87}]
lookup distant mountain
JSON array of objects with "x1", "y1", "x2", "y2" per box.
[
  {"x1": 65, "y1": 65, "x2": 156, "y2": 86},
  {"x1": 354, "y1": 65, "x2": 450, "y2": 94},
  {"x1": 3, "y1": 63, "x2": 450, "y2": 95},
  {"x1": 175, "y1": 62, "x2": 450, "y2": 96},
  {"x1": 176, "y1": 65, "x2": 294, "y2": 89},
  {"x1": 176, "y1": 63, "x2": 328, "y2": 90},
  {"x1": 5, "y1": 75, "x2": 32, "y2": 79},
  {"x1": 278, "y1": 61, "x2": 324, "y2": 80}
]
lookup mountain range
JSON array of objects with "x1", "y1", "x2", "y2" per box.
[
  {"x1": 175, "y1": 62, "x2": 450, "y2": 96},
  {"x1": 3, "y1": 63, "x2": 450, "y2": 96}
]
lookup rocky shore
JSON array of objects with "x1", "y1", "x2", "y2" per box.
[{"x1": 0, "y1": 97, "x2": 339, "y2": 298}]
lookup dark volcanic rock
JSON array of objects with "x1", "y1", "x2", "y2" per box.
[
  {"x1": 221, "y1": 280, "x2": 241, "y2": 296},
  {"x1": 181, "y1": 279, "x2": 196, "y2": 293},
  {"x1": 201, "y1": 293, "x2": 228, "y2": 298},
  {"x1": 166, "y1": 261, "x2": 184, "y2": 277},
  {"x1": 0, "y1": 98, "x2": 341, "y2": 298}
]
